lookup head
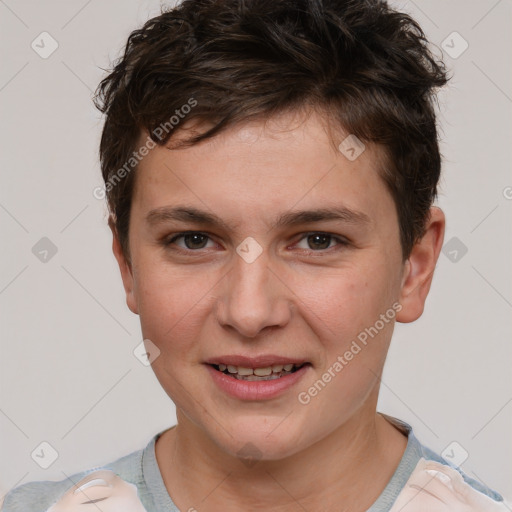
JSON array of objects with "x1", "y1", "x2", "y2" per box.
[{"x1": 94, "y1": 0, "x2": 448, "y2": 461}]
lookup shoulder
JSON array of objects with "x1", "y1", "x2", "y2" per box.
[
  {"x1": 384, "y1": 415, "x2": 507, "y2": 511},
  {"x1": 415, "y1": 439, "x2": 504, "y2": 502},
  {"x1": 390, "y1": 457, "x2": 509, "y2": 511},
  {"x1": 1, "y1": 443, "x2": 146, "y2": 512}
]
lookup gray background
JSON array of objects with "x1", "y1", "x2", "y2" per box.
[{"x1": 1, "y1": 0, "x2": 511, "y2": 504}]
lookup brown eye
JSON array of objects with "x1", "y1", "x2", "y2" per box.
[
  {"x1": 306, "y1": 234, "x2": 332, "y2": 250},
  {"x1": 294, "y1": 232, "x2": 347, "y2": 252},
  {"x1": 166, "y1": 232, "x2": 215, "y2": 250},
  {"x1": 182, "y1": 233, "x2": 209, "y2": 249}
]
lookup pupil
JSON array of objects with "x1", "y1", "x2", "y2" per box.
[
  {"x1": 308, "y1": 234, "x2": 330, "y2": 250},
  {"x1": 185, "y1": 234, "x2": 207, "y2": 249}
]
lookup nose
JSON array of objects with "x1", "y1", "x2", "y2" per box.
[{"x1": 215, "y1": 247, "x2": 292, "y2": 338}]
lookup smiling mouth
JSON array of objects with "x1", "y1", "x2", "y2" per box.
[{"x1": 210, "y1": 363, "x2": 307, "y2": 381}]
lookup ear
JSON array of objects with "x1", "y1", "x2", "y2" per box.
[
  {"x1": 109, "y1": 217, "x2": 139, "y2": 315},
  {"x1": 396, "y1": 207, "x2": 445, "y2": 323}
]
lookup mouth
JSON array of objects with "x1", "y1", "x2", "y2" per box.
[
  {"x1": 205, "y1": 357, "x2": 311, "y2": 400},
  {"x1": 209, "y1": 362, "x2": 307, "y2": 381}
]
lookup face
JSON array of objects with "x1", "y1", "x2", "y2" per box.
[
  {"x1": 113, "y1": 109, "x2": 432, "y2": 461},
  {"x1": 47, "y1": 470, "x2": 147, "y2": 512}
]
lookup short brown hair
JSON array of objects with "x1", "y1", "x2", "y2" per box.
[{"x1": 94, "y1": 0, "x2": 448, "y2": 262}]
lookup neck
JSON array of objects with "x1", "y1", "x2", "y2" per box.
[{"x1": 155, "y1": 408, "x2": 407, "y2": 511}]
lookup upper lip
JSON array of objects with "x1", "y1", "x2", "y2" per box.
[{"x1": 204, "y1": 355, "x2": 309, "y2": 367}]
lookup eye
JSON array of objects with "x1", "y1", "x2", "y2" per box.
[
  {"x1": 294, "y1": 232, "x2": 348, "y2": 251},
  {"x1": 166, "y1": 231, "x2": 216, "y2": 251}
]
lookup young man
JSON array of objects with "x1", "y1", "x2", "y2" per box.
[{"x1": 2, "y1": 0, "x2": 507, "y2": 511}]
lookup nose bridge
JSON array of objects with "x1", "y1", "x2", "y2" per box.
[{"x1": 217, "y1": 247, "x2": 289, "y2": 337}]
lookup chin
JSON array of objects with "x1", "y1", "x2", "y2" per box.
[{"x1": 212, "y1": 415, "x2": 311, "y2": 463}]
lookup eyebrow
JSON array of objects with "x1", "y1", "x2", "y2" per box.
[{"x1": 145, "y1": 205, "x2": 371, "y2": 231}]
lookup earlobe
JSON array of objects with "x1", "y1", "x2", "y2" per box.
[
  {"x1": 396, "y1": 207, "x2": 445, "y2": 323},
  {"x1": 109, "y1": 217, "x2": 139, "y2": 315}
]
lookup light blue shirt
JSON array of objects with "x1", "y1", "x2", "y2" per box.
[{"x1": 2, "y1": 415, "x2": 504, "y2": 511}]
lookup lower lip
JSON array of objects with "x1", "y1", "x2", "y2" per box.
[{"x1": 206, "y1": 364, "x2": 310, "y2": 401}]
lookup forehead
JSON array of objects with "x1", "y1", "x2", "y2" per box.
[{"x1": 131, "y1": 110, "x2": 395, "y2": 229}]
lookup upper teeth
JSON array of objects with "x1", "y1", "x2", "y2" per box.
[{"x1": 218, "y1": 364, "x2": 297, "y2": 375}]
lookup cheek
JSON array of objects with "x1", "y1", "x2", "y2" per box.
[
  {"x1": 133, "y1": 260, "x2": 221, "y2": 374},
  {"x1": 289, "y1": 262, "x2": 397, "y2": 343},
  {"x1": 133, "y1": 268, "x2": 209, "y2": 410}
]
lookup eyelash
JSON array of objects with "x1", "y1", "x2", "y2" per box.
[{"x1": 163, "y1": 231, "x2": 349, "y2": 254}]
